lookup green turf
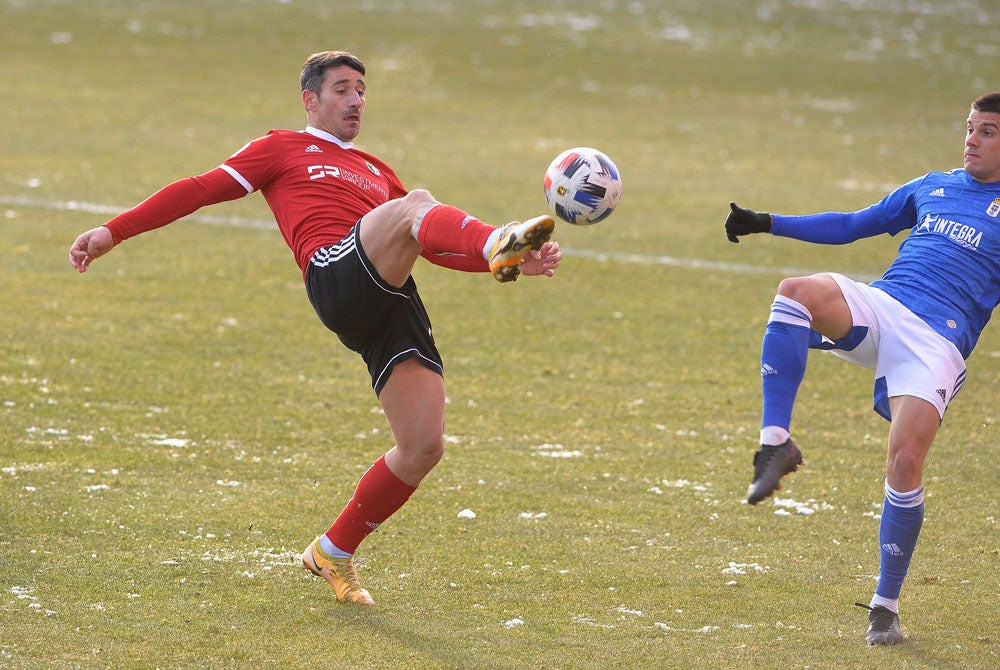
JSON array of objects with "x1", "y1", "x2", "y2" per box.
[{"x1": 2, "y1": 1, "x2": 999, "y2": 668}]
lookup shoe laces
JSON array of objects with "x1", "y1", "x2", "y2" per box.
[
  {"x1": 332, "y1": 556, "x2": 365, "y2": 590},
  {"x1": 854, "y1": 602, "x2": 897, "y2": 629},
  {"x1": 752, "y1": 443, "x2": 781, "y2": 472}
]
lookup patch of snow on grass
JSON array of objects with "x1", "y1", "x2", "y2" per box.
[
  {"x1": 722, "y1": 562, "x2": 770, "y2": 575},
  {"x1": 533, "y1": 443, "x2": 582, "y2": 458}
]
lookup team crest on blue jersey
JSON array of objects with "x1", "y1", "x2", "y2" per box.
[
  {"x1": 988, "y1": 198, "x2": 1000, "y2": 218},
  {"x1": 366, "y1": 161, "x2": 380, "y2": 176}
]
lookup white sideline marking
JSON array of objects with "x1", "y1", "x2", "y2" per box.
[
  {"x1": 2, "y1": 194, "x2": 274, "y2": 230},
  {"x1": 5, "y1": 194, "x2": 828, "y2": 278},
  {"x1": 560, "y1": 247, "x2": 823, "y2": 278}
]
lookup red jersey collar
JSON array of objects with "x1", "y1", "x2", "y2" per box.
[{"x1": 304, "y1": 126, "x2": 355, "y2": 150}]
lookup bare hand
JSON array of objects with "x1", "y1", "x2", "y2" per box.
[
  {"x1": 69, "y1": 226, "x2": 115, "y2": 273},
  {"x1": 520, "y1": 241, "x2": 561, "y2": 277}
]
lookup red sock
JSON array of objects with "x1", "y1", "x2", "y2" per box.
[
  {"x1": 324, "y1": 456, "x2": 417, "y2": 555},
  {"x1": 416, "y1": 204, "x2": 495, "y2": 258}
]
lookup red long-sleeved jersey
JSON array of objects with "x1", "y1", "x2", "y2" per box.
[{"x1": 105, "y1": 126, "x2": 488, "y2": 275}]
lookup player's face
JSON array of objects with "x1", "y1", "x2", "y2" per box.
[
  {"x1": 306, "y1": 65, "x2": 366, "y2": 141},
  {"x1": 964, "y1": 110, "x2": 1000, "y2": 183}
]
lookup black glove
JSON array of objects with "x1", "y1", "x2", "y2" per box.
[{"x1": 725, "y1": 202, "x2": 772, "y2": 243}]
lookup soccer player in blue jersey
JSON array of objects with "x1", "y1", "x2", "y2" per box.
[{"x1": 724, "y1": 91, "x2": 1000, "y2": 645}]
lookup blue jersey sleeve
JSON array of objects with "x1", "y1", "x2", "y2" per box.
[
  {"x1": 771, "y1": 207, "x2": 883, "y2": 243},
  {"x1": 770, "y1": 176, "x2": 926, "y2": 244}
]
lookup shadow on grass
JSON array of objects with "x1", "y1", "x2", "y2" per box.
[{"x1": 311, "y1": 604, "x2": 502, "y2": 669}]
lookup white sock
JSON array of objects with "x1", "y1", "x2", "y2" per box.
[
  {"x1": 870, "y1": 594, "x2": 899, "y2": 614},
  {"x1": 319, "y1": 534, "x2": 352, "y2": 559},
  {"x1": 482, "y1": 228, "x2": 503, "y2": 259},
  {"x1": 760, "y1": 426, "x2": 789, "y2": 446}
]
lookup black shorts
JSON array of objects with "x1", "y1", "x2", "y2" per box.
[{"x1": 304, "y1": 223, "x2": 443, "y2": 395}]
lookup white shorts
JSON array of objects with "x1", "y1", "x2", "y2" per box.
[{"x1": 811, "y1": 273, "x2": 966, "y2": 421}]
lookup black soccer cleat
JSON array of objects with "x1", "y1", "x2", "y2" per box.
[
  {"x1": 855, "y1": 602, "x2": 905, "y2": 645},
  {"x1": 746, "y1": 438, "x2": 803, "y2": 505}
]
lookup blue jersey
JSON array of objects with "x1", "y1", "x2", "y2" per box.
[{"x1": 772, "y1": 169, "x2": 1000, "y2": 359}]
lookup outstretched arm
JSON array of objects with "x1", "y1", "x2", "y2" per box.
[
  {"x1": 68, "y1": 167, "x2": 247, "y2": 273},
  {"x1": 725, "y1": 201, "x2": 888, "y2": 245},
  {"x1": 771, "y1": 206, "x2": 886, "y2": 244}
]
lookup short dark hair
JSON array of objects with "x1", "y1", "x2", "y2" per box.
[
  {"x1": 300, "y1": 51, "x2": 365, "y2": 94},
  {"x1": 971, "y1": 92, "x2": 1000, "y2": 115}
]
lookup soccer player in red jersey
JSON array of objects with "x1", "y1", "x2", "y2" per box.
[{"x1": 68, "y1": 51, "x2": 560, "y2": 605}]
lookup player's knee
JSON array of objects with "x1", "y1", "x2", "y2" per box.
[
  {"x1": 404, "y1": 188, "x2": 435, "y2": 205},
  {"x1": 404, "y1": 189, "x2": 439, "y2": 221},
  {"x1": 406, "y1": 438, "x2": 444, "y2": 476},
  {"x1": 423, "y1": 434, "x2": 445, "y2": 462},
  {"x1": 886, "y1": 449, "x2": 926, "y2": 486},
  {"x1": 367, "y1": 190, "x2": 436, "y2": 239},
  {"x1": 395, "y1": 189, "x2": 433, "y2": 216},
  {"x1": 425, "y1": 442, "x2": 445, "y2": 470},
  {"x1": 776, "y1": 276, "x2": 809, "y2": 302},
  {"x1": 776, "y1": 275, "x2": 835, "y2": 313},
  {"x1": 380, "y1": 189, "x2": 436, "y2": 229}
]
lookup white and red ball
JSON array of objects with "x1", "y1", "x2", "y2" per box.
[{"x1": 542, "y1": 147, "x2": 622, "y2": 225}]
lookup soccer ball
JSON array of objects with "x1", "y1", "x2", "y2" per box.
[{"x1": 542, "y1": 147, "x2": 622, "y2": 225}]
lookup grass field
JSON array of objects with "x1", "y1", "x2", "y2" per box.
[{"x1": 2, "y1": 0, "x2": 999, "y2": 668}]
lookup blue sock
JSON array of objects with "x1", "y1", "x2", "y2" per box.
[
  {"x1": 875, "y1": 482, "x2": 924, "y2": 601},
  {"x1": 760, "y1": 296, "x2": 811, "y2": 433}
]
